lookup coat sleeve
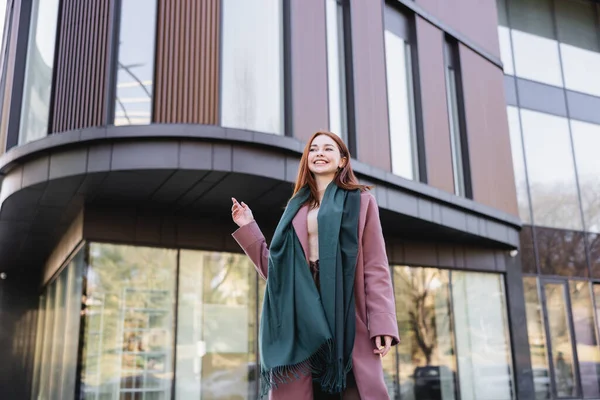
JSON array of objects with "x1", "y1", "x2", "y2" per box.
[
  {"x1": 232, "y1": 221, "x2": 269, "y2": 280},
  {"x1": 362, "y1": 194, "x2": 400, "y2": 344}
]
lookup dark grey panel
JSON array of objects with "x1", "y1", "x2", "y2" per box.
[
  {"x1": 504, "y1": 253, "x2": 535, "y2": 399},
  {"x1": 404, "y1": 242, "x2": 438, "y2": 267},
  {"x1": 0, "y1": 188, "x2": 44, "y2": 221},
  {"x1": 49, "y1": 148, "x2": 88, "y2": 179},
  {"x1": 38, "y1": 176, "x2": 85, "y2": 207},
  {"x1": 21, "y1": 157, "x2": 49, "y2": 188},
  {"x1": 384, "y1": 3, "x2": 410, "y2": 39},
  {"x1": 232, "y1": 146, "x2": 286, "y2": 181},
  {"x1": 87, "y1": 144, "x2": 112, "y2": 173},
  {"x1": 437, "y1": 244, "x2": 455, "y2": 267},
  {"x1": 212, "y1": 143, "x2": 233, "y2": 172},
  {"x1": 464, "y1": 247, "x2": 496, "y2": 271},
  {"x1": 150, "y1": 170, "x2": 209, "y2": 204},
  {"x1": 516, "y1": 78, "x2": 567, "y2": 117},
  {"x1": 174, "y1": 180, "x2": 217, "y2": 208},
  {"x1": 111, "y1": 141, "x2": 179, "y2": 171},
  {"x1": 388, "y1": 190, "x2": 419, "y2": 217},
  {"x1": 567, "y1": 90, "x2": 600, "y2": 125},
  {"x1": 179, "y1": 141, "x2": 212, "y2": 170},
  {"x1": 93, "y1": 170, "x2": 174, "y2": 203},
  {"x1": 504, "y1": 75, "x2": 517, "y2": 106}
]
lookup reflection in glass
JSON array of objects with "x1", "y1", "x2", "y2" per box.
[
  {"x1": 520, "y1": 110, "x2": 582, "y2": 230},
  {"x1": 384, "y1": 30, "x2": 418, "y2": 180},
  {"x1": 555, "y1": 0, "x2": 600, "y2": 97},
  {"x1": 114, "y1": 0, "x2": 157, "y2": 126},
  {"x1": 509, "y1": 0, "x2": 563, "y2": 87},
  {"x1": 506, "y1": 107, "x2": 531, "y2": 223},
  {"x1": 221, "y1": 0, "x2": 283, "y2": 135},
  {"x1": 520, "y1": 226, "x2": 537, "y2": 274},
  {"x1": 569, "y1": 281, "x2": 600, "y2": 398},
  {"x1": 176, "y1": 250, "x2": 257, "y2": 400},
  {"x1": 544, "y1": 283, "x2": 577, "y2": 398},
  {"x1": 522, "y1": 277, "x2": 551, "y2": 400},
  {"x1": 326, "y1": 0, "x2": 348, "y2": 139},
  {"x1": 31, "y1": 251, "x2": 85, "y2": 400},
  {"x1": 81, "y1": 244, "x2": 177, "y2": 399},
  {"x1": 394, "y1": 266, "x2": 457, "y2": 400},
  {"x1": 571, "y1": 120, "x2": 600, "y2": 233},
  {"x1": 18, "y1": 0, "x2": 60, "y2": 144},
  {"x1": 536, "y1": 227, "x2": 588, "y2": 277},
  {"x1": 452, "y1": 271, "x2": 514, "y2": 400},
  {"x1": 589, "y1": 234, "x2": 600, "y2": 279}
]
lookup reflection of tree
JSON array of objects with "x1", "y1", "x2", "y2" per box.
[
  {"x1": 395, "y1": 267, "x2": 451, "y2": 365},
  {"x1": 529, "y1": 182, "x2": 582, "y2": 231},
  {"x1": 534, "y1": 226, "x2": 587, "y2": 277}
]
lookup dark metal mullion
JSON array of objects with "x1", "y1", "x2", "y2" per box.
[
  {"x1": 390, "y1": 266, "x2": 400, "y2": 400},
  {"x1": 407, "y1": 13, "x2": 427, "y2": 184},
  {"x1": 170, "y1": 249, "x2": 181, "y2": 400},
  {"x1": 341, "y1": 0, "x2": 356, "y2": 156},
  {"x1": 504, "y1": 0, "x2": 541, "y2": 275},
  {"x1": 549, "y1": 0, "x2": 592, "y2": 283},
  {"x1": 282, "y1": 0, "x2": 292, "y2": 137},
  {"x1": 46, "y1": 0, "x2": 65, "y2": 135},
  {"x1": 563, "y1": 281, "x2": 584, "y2": 399},
  {"x1": 447, "y1": 270, "x2": 462, "y2": 400},
  {"x1": 588, "y1": 282, "x2": 600, "y2": 393},
  {"x1": 450, "y1": 38, "x2": 473, "y2": 200},
  {"x1": 149, "y1": 0, "x2": 160, "y2": 123},
  {"x1": 539, "y1": 280, "x2": 559, "y2": 399},
  {"x1": 74, "y1": 242, "x2": 91, "y2": 400},
  {"x1": 104, "y1": 0, "x2": 121, "y2": 125},
  {"x1": 5, "y1": 0, "x2": 34, "y2": 150}
]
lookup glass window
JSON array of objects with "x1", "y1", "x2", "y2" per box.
[
  {"x1": 590, "y1": 233, "x2": 600, "y2": 279},
  {"x1": 509, "y1": 0, "x2": 563, "y2": 87},
  {"x1": 507, "y1": 106, "x2": 531, "y2": 223},
  {"x1": 536, "y1": 227, "x2": 588, "y2": 277},
  {"x1": 221, "y1": 0, "x2": 283, "y2": 135},
  {"x1": 520, "y1": 109, "x2": 582, "y2": 231},
  {"x1": 555, "y1": 0, "x2": 600, "y2": 97},
  {"x1": 543, "y1": 282, "x2": 577, "y2": 398},
  {"x1": 523, "y1": 277, "x2": 551, "y2": 400},
  {"x1": 384, "y1": 6, "x2": 418, "y2": 180},
  {"x1": 31, "y1": 250, "x2": 85, "y2": 400},
  {"x1": 520, "y1": 226, "x2": 537, "y2": 274},
  {"x1": 394, "y1": 266, "x2": 458, "y2": 400},
  {"x1": 18, "y1": 0, "x2": 60, "y2": 144},
  {"x1": 452, "y1": 271, "x2": 514, "y2": 400},
  {"x1": 113, "y1": 0, "x2": 157, "y2": 126},
  {"x1": 176, "y1": 250, "x2": 257, "y2": 399},
  {"x1": 326, "y1": 0, "x2": 348, "y2": 140},
  {"x1": 571, "y1": 120, "x2": 600, "y2": 233},
  {"x1": 498, "y1": 26, "x2": 515, "y2": 76},
  {"x1": 569, "y1": 281, "x2": 600, "y2": 398},
  {"x1": 444, "y1": 39, "x2": 467, "y2": 196},
  {"x1": 81, "y1": 243, "x2": 177, "y2": 399}
]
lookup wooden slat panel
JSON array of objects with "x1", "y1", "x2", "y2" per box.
[
  {"x1": 51, "y1": 0, "x2": 110, "y2": 133},
  {"x1": 154, "y1": 0, "x2": 220, "y2": 124}
]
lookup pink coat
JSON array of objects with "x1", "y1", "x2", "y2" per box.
[{"x1": 232, "y1": 191, "x2": 399, "y2": 399}]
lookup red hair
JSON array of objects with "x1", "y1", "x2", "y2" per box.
[{"x1": 293, "y1": 131, "x2": 370, "y2": 208}]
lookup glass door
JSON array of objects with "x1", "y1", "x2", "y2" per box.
[{"x1": 540, "y1": 280, "x2": 580, "y2": 398}]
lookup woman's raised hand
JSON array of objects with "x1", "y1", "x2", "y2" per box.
[{"x1": 231, "y1": 197, "x2": 255, "y2": 227}]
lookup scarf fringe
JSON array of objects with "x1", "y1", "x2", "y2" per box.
[{"x1": 259, "y1": 338, "x2": 354, "y2": 398}]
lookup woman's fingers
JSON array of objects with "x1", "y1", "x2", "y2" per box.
[
  {"x1": 374, "y1": 336, "x2": 382, "y2": 356},
  {"x1": 382, "y1": 336, "x2": 392, "y2": 357}
]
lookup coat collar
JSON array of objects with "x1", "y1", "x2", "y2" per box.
[{"x1": 292, "y1": 204, "x2": 310, "y2": 261}]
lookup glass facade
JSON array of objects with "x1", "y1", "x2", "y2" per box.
[
  {"x1": 221, "y1": 0, "x2": 284, "y2": 135},
  {"x1": 383, "y1": 4, "x2": 419, "y2": 181},
  {"x1": 326, "y1": 0, "x2": 348, "y2": 140},
  {"x1": 30, "y1": 242, "x2": 516, "y2": 400},
  {"x1": 499, "y1": 1, "x2": 600, "y2": 398},
  {"x1": 113, "y1": 0, "x2": 157, "y2": 126},
  {"x1": 18, "y1": 0, "x2": 60, "y2": 145},
  {"x1": 393, "y1": 266, "x2": 514, "y2": 400}
]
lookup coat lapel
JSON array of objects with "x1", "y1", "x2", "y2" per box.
[{"x1": 292, "y1": 205, "x2": 310, "y2": 262}]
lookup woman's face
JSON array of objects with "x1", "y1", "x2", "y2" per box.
[{"x1": 307, "y1": 134, "x2": 345, "y2": 177}]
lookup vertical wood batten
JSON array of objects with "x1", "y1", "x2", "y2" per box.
[
  {"x1": 154, "y1": 0, "x2": 220, "y2": 124},
  {"x1": 50, "y1": 0, "x2": 109, "y2": 133}
]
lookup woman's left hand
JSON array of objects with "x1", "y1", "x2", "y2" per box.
[{"x1": 374, "y1": 335, "x2": 393, "y2": 358}]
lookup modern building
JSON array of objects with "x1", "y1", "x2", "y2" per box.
[{"x1": 0, "y1": 0, "x2": 596, "y2": 399}]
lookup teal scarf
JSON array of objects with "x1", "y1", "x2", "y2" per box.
[{"x1": 259, "y1": 183, "x2": 361, "y2": 397}]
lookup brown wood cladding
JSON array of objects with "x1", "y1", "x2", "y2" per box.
[
  {"x1": 154, "y1": 0, "x2": 220, "y2": 124},
  {"x1": 51, "y1": 0, "x2": 110, "y2": 133}
]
